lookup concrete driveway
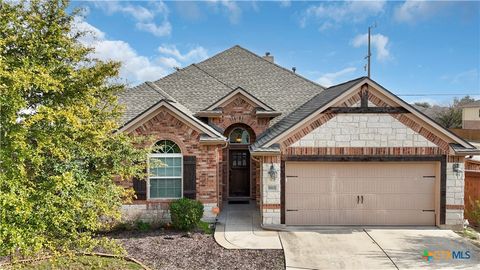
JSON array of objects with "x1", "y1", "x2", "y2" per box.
[{"x1": 280, "y1": 228, "x2": 480, "y2": 270}]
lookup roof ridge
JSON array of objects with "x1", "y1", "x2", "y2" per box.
[
  {"x1": 145, "y1": 81, "x2": 176, "y2": 102},
  {"x1": 191, "y1": 63, "x2": 235, "y2": 90},
  {"x1": 326, "y1": 76, "x2": 367, "y2": 89},
  {"x1": 232, "y1": 45, "x2": 326, "y2": 90}
]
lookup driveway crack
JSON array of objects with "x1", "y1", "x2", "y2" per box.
[{"x1": 363, "y1": 229, "x2": 399, "y2": 270}]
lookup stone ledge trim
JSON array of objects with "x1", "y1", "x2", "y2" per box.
[
  {"x1": 446, "y1": 204, "x2": 465, "y2": 210},
  {"x1": 284, "y1": 147, "x2": 445, "y2": 156},
  {"x1": 262, "y1": 204, "x2": 281, "y2": 209}
]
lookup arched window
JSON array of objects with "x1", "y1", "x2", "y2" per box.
[
  {"x1": 229, "y1": 127, "x2": 250, "y2": 144},
  {"x1": 149, "y1": 140, "x2": 182, "y2": 199}
]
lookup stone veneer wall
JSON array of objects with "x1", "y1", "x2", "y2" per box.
[
  {"x1": 291, "y1": 114, "x2": 437, "y2": 148},
  {"x1": 446, "y1": 156, "x2": 465, "y2": 227},
  {"x1": 121, "y1": 107, "x2": 222, "y2": 223},
  {"x1": 260, "y1": 156, "x2": 281, "y2": 225}
]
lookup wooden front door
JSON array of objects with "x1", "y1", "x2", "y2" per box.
[{"x1": 229, "y1": 150, "x2": 250, "y2": 197}]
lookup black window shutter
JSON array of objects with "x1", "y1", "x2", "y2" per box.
[
  {"x1": 183, "y1": 156, "x2": 196, "y2": 199},
  {"x1": 132, "y1": 177, "x2": 147, "y2": 200}
]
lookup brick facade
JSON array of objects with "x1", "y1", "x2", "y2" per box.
[
  {"x1": 122, "y1": 107, "x2": 222, "y2": 223},
  {"x1": 209, "y1": 94, "x2": 273, "y2": 205}
]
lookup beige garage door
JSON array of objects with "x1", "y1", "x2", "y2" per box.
[{"x1": 285, "y1": 162, "x2": 437, "y2": 226}]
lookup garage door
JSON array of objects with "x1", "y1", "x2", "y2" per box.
[{"x1": 285, "y1": 162, "x2": 437, "y2": 226}]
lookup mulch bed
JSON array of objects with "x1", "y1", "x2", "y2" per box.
[{"x1": 108, "y1": 230, "x2": 285, "y2": 270}]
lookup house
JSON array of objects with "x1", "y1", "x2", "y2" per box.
[
  {"x1": 462, "y1": 101, "x2": 480, "y2": 129},
  {"x1": 117, "y1": 45, "x2": 479, "y2": 229}
]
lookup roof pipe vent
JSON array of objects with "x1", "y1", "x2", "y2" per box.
[
  {"x1": 292, "y1": 67, "x2": 296, "y2": 73},
  {"x1": 263, "y1": 52, "x2": 274, "y2": 63}
]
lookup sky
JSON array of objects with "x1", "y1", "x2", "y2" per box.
[{"x1": 71, "y1": 0, "x2": 480, "y2": 105}]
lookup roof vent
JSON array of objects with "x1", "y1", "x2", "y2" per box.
[
  {"x1": 292, "y1": 67, "x2": 296, "y2": 73},
  {"x1": 263, "y1": 52, "x2": 274, "y2": 63}
]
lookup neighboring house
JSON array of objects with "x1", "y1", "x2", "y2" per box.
[
  {"x1": 462, "y1": 101, "x2": 480, "y2": 129},
  {"x1": 117, "y1": 45, "x2": 479, "y2": 229}
]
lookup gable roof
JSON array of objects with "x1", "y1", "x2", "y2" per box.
[
  {"x1": 251, "y1": 77, "x2": 477, "y2": 152},
  {"x1": 118, "y1": 98, "x2": 226, "y2": 142},
  {"x1": 251, "y1": 77, "x2": 366, "y2": 151},
  {"x1": 117, "y1": 45, "x2": 325, "y2": 125},
  {"x1": 203, "y1": 86, "x2": 276, "y2": 111}
]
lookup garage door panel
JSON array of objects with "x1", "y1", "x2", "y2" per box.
[
  {"x1": 362, "y1": 194, "x2": 435, "y2": 210},
  {"x1": 286, "y1": 194, "x2": 358, "y2": 210},
  {"x1": 285, "y1": 162, "x2": 437, "y2": 226}
]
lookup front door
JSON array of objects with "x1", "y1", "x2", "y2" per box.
[{"x1": 229, "y1": 150, "x2": 250, "y2": 197}]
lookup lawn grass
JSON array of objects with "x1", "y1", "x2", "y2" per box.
[
  {"x1": 5, "y1": 255, "x2": 144, "y2": 270},
  {"x1": 197, "y1": 220, "x2": 213, "y2": 234}
]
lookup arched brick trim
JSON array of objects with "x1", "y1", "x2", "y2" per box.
[
  {"x1": 148, "y1": 135, "x2": 189, "y2": 155},
  {"x1": 224, "y1": 123, "x2": 257, "y2": 143},
  {"x1": 210, "y1": 95, "x2": 271, "y2": 137}
]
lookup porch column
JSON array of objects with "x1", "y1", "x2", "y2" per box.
[
  {"x1": 445, "y1": 156, "x2": 465, "y2": 229},
  {"x1": 261, "y1": 156, "x2": 281, "y2": 225}
]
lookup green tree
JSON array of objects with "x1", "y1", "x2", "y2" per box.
[
  {"x1": 435, "y1": 96, "x2": 477, "y2": 128},
  {"x1": 0, "y1": 0, "x2": 148, "y2": 257}
]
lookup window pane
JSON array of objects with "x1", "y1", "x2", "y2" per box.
[
  {"x1": 229, "y1": 128, "x2": 250, "y2": 144},
  {"x1": 173, "y1": 157, "x2": 181, "y2": 166},
  {"x1": 152, "y1": 140, "x2": 181, "y2": 153},
  {"x1": 150, "y1": 178, "x2": 182, "y2": 198}
]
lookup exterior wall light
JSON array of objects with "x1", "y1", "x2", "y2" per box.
[{"x1": 268, "y1": 163, "x2": 278, "y2": 181}]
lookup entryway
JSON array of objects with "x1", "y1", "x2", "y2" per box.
[
  {"x1": 229, "y1": 149, "x2": 250, "y2": 197},
  {"x1": 214, "y1": 201, "x2": 282, "y2": 249}
]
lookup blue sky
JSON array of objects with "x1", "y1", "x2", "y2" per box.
[{"x1": 72, "y1": 1, "x2": 480, "y2": 105}]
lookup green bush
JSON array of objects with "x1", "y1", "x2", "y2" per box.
[
  {"x1": 466, "y1": 198, "x2": 480, "y2": 225},
  {"x1": 169, "y1": 198, "x2": 204, "y2": 231},
  {"x1": 135, "y1": 221, "x2": 151, "y2": 231}
]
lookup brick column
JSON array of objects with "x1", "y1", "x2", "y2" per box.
[
  {"x1": 446, "y1": 156, "x2": 465, "y2": 228},
  {"x1": 261, "y1": 156, "x2": 281, "y2": 225}
]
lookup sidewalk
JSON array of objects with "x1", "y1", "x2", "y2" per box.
[{"x1": 214, "y1": 201, "x2": 282, "y2": 249}]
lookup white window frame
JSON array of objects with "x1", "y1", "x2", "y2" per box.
[{"x1": 147, "y1": 152, "x2": 183, "y2": 200}]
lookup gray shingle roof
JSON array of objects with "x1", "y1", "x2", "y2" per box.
[
  {"x1": 193, "y1": 46, "x2": 325, "y2": 123},
  {"x1": 251, "y1": 77, "x2": 367, "y2": 150},
  {"x1": 117, "y1": 82, "x2": 165, "y2": 124},
  {"x1": 119, "y1": 45, "x2": 326, "y2": 127}
]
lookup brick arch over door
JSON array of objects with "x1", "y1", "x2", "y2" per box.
[
  {"x1": 209, "y1": 95, "x2": 271, "y2": 137},
  {"x1": 224, "y1": 123, "x2": 257, "y2": 143}
]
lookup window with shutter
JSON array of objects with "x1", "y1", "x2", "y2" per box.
[
  {"x1": 148, "y1": 140, "x2": 183, "y2": 199},
  {"x1": 183, "y1": 156, "x2": 196, "y2": 199}
]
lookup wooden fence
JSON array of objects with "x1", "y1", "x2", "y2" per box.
[{"x1": 465, "y1": 160, "x2": 480, "y2": 224}]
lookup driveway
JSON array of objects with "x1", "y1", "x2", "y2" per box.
[{"x1": 280, "y1": 228, "x2": 480, "y2": 270}]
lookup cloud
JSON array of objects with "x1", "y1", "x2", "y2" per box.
[
  {"x1": 317, "y1": 67, "x2": 357, "y2": 87},
  {"x1": 301, "y1": 1, "x2": 385, "y2": 29},
  {"x1": 73, "y1": 17, "x2": 167, "y2": 84},
  {"x1": 72, "y1": 18, "x2": 210, "y2": 85},
  {"x1": 279, "y1": 0, "x2": 291, "y2": 8},
  {"x1": 95, "y1": 1, "x2": 171, "y2": 37},
  {"x1": 136, "y1": 22, "x2": 171, "y2": 37},
  {"x1": 394, "y1": 0, "x2": 447, "y2": 23},
  {"x1": 352, "y1": 33, "x2": 390, "y2": 61},
  {"x1": 157, "y1": 44, "x2": 208, "y2": 62},
  {"x1": 208, "y1": 0, "x2": 242, "y2": 24},
  {"x1": 442, "y1": 68, "x2": 479, "y2": 84}
]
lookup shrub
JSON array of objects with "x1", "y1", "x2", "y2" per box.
[
  {"x1": 135, "y1": 221, "x2": 151, "y2": 231},
  {"x1": 466, "y1": 198, "x2": 480, "y2": 225},
  {"x1": 169, "y1": 198, "x2": 204, "y2": 231}
]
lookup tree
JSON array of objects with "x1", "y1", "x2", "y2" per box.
[
  {"x1": 435, "y1": 96, "x2": 477, "y2": 129},
  {"x1": 0, "y1": 0, "x2": 148, "y2": 257},
  {"x1": 435, "y1": 106, "x2": 462, "y2": 128},
  {"x1": 413, "y1": 102, "x2": 431, "y2": 109}
]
